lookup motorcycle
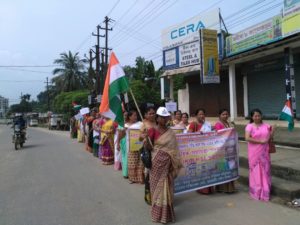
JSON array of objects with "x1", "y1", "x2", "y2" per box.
[{"x1": 12, "y1": 125, "x2": 25, "y2": 150}]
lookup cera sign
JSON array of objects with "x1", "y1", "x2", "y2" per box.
[{"x1": 161, "y1": 9, "x2": 219, "y2": 50}]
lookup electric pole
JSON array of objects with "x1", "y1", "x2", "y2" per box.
[
  {"x1": 44, "y1": 77, "x2": 50, "y2": 111},
  {"x1": 100, "y1": 16, "x2": 113, "y2": 91},
  {"x1": 92, "y1": 25, "x2": 105, "y2": 95}
]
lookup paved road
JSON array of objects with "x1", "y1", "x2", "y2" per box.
[{"x1": 0, "y1": 125, "x2": 299, "y2": 225}]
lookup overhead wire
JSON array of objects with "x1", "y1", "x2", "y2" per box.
[
  {"x1": 113, "y1": 0, "x2": 176, "y2": 47},
  {"x1": 107, "y1": 0, "x2": 121, "y2": 17},
  {"x1": 110, "y1": 0, "x2": 160, "y2": 43},
  {"x1": 227, "y1": 1, "x2": 283, "y2": 29}
]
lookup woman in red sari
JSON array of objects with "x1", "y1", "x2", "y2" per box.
[{"x1": 146, "y1": 107, "x2": 182, "y2": 224}]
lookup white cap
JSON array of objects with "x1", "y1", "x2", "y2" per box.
[{"x1": 156, "y1": 107, "x2": 171, "y2": 117}]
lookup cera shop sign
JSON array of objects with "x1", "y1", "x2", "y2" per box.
[{"x1": 161, "y1": 8, "x2": 219, "y2": 50}]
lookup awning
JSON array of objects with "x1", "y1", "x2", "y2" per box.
[{"x1": 161, "y1": 65, "x2": 200, "y2": 77}]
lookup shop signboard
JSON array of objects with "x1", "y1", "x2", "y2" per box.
[
  {"x1": 225, "y1": 15, "x2": 282, "y2": 56},
  {"x1": 200, "y1": 29, "x2": 220, "y2": 84},
  {"x1": 283, "y1": 0, "x2": 300, "y2": 37},
  {"x1": 161, "y1": 8, "x2": 219, "y2": 50},
  {"x1": 179, "y1": 41, "x2": 200, "y2": 67}
]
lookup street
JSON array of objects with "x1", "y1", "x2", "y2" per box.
[{"x1": 0, "y1": 125, "x2": 299, "y2": 225}]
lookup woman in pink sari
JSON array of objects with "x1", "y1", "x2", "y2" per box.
[{"x1": 245, "y1": 108, "x2": 273, "y2": 201}]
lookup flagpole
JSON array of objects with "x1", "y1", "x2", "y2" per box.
[
  {"x1": 129, "y1": 88, "x2": 144, "y2": 121},
  {"x1": 129, "y1": 87, "x2": 153, "y2": 148}
]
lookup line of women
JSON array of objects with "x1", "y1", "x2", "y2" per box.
[{"x1": 71, "y1": 106, "x2": 274, "y2": 224}]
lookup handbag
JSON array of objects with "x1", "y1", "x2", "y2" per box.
[
  {"x1": 269, "y1": 140, "x2": 276, "y2": 153},
  {"x1": 268, "y1": 126, "x2": 276, "y2": 153},
  {"x1": 140, "y1": 146, "x2": 152, "y2": 169}
]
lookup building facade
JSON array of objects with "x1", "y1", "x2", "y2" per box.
[{"x1": 0, "y1": 95, "x2": 9, "y2": 118}]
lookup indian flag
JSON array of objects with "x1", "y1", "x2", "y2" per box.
[
  {"x1": 279, "y1": 100, "x2": 294, "y2": 131},
  {"x1": 99, "y1": 52, "x2": 129, "y2": 126}
]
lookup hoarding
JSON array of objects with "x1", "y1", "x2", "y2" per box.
[
  {"x1": 161, "y1": 9, "x2": 219, "y2": 50},
  {"x1": 225, "y1": 15, "x2": 282, "y2": 56},
  {"x1": 200, "y1": 29, "x2": 220, "y2": 84},
  {"x1": 283, "y1": 0, "x2": 300, "y2": 37}
]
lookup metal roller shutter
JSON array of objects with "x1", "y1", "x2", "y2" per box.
[{"x1": 248, "y1": 61, "x2": 286, "y2": 118}]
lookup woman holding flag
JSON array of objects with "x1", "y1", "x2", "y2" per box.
[{"x1": 126, "y1": 110, "x2": 144, "y2": 183}]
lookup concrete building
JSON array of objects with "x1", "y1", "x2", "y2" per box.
[{"x1": 0, "y1": 95, "x2": 9, "y2": 118}]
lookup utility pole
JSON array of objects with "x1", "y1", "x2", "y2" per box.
[
  {"x1": 44, "y1": 77, "x2": 50, "y2": 111},
  {"x1": 100, "y1": 16, "x2": 113, "y2": 91},
  {"x1": 92, "y1": 25, "x2": 105, "y2": 95}
]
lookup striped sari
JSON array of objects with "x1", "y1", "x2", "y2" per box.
[{"x1": 149, "y1": 128, "x2": 182, "y2": 224}]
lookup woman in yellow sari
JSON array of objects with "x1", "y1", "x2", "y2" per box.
[
  {"x1": 99, "y1": 116, "x2": 118, "y2": 165},
  {"x1": 146, "y1": 107, "x2": 182, "y2": 224}
]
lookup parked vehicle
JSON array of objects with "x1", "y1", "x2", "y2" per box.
[
  {"x1": 49, "y1": 114, "x2": 68, "y2": 130},
  {"x1": 28, "y1": 113, "x2": 39, "y2": 127},
  {"x1": 29, "y1": 119, "x2": 38, "y2": 127}
]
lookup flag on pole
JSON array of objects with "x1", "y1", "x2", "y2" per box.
[
  {"x1": 279, "y1": 100, "x2": 294, "y2": 131},
  {"x1": 72, "y1": 102, "x2": 81, "y2": 110},
  {"x1": 99, "y1": 52, "x2": 129, "y2": 126}
]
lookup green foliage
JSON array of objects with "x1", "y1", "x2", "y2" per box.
[
  {"x1": 8, "y1": 93, "x2": 32, "y2": 114},
  {"x1": 53, "y1": 90, "x2": 89, "y2": 118}
]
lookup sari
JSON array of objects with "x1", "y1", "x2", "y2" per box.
[
  {"x1": 149, "y1": 128, "x2": 182, "y2": 224},
  {"x1": 214, "y1": 121, "x2": 236, "y2": 193},
  {"x1": 246, "y1": 123, "x2": 271, "y2": 201},
  {"x1": 120, "y1": 125, "x2": 128, "y2": 177},
  {"x1": 140, "y1": 120, "x2": 157, "y2": 205},
  {"x1": 127, "y1": 121, "x2": 144, "y2": 183},
  {"x1": 77, "y1": 120, "x2": 84, "y2": 143},
  {"x1": 100, "y1": 119, "x2": 117, "y2": 165},
  {"x1": 114, "y1": 125, "x2": 122, "y2": 170},
  {"x1": 92, "y1": 118, "x2": 101, "y2": 158}
]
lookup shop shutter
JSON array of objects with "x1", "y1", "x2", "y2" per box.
[{"x1": 248, "y1": 63, "x2": 286, "y2": 118}]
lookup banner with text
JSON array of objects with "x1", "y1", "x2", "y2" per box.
[
  {"x1": 225, "y1": 15, "x2": 282, "y2": 56},
  {"x1": 174, "y1": 128, "x2": 239, "y2": 194}
]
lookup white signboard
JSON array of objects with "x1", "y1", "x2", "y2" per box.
[
  {"x1": 179, "y1": 41, "x2": 200, "y2": 67},
  {"x1": 161, "y1": 8, "x2": 219, "y2": 50},
  {"x1": 165, "y1": 101, "x2": 177, "y2": 112},
  {"x1": 80, "y1": 107, "x2": 90, "y2": 116},
  {"x1": 165, "y1": 49, "x2": 177, "y2": 66}
]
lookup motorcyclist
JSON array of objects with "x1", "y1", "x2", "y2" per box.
[{"x1": 13, "y1": 113, "x2": 27, "y2": 140}]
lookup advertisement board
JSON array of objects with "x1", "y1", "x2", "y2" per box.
[
  {"x1": 283, "y1": 0, "x2": 300, "y2": 37},
  {"x1": 161, "y1": 9, "x2": 219, "y2": 50},
  {"x1": 225, "y1": 15, "x2": 282, "y2": 56},
  {"x1": 200, "y1": 29, "x2": 220, "y2": 84}
]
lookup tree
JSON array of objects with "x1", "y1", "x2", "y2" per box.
[
  {"x1": 52, "y1": 51, "x2": 88, "y2": 92},
  {"x1": 8, "y1": 93, "x2": 32, "y2": 115},
  {"x1": 53, "y1": 90, "x2": 89, "y2": 119}
]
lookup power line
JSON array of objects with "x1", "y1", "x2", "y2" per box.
[
  {"x1": 112, "y1": 0, "x2": 140, "y2": 29},
  {"x1": 110, "y1": 0, "x2": 159, "y2": 42},
  {"x1": 0, "y1": 67, "x2": 52, "y2": 74},
  {"x1": 113, "y1": 0, "x2": 178, "y2": 47},
  {"x1": 0, "y1": 65, "x2": 56, "y2": 68},
  {"x1": 0, "y1": 80, "x2": 44, "y2": 82},
  {"x1": 107, "y1": 0, "x2": 121, "y2": 17},
  {"x1": 227, "y1": 1, "x2": 282, "y2": 29}
]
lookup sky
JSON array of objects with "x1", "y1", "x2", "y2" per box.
[{"x1": 0, "y1": 0, "x2": 284, "y2": 105}]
